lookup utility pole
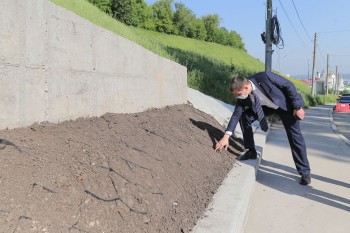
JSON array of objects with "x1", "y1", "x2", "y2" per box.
[
  {"x1": 335, "y1": 66, "x2": 339, "y2": 95},
  {"x1": 265, "y1": 0, "x2": 273, "y2": 72},
  {"x1": 311, "y1": 33, "x2": 317, "y2": 96},
  {"x1": 325, "y1": 54, "x2": 329, "y2": 95}
]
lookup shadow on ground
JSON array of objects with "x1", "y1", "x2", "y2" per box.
[{"x1": 258, "y1": 160, "x2": 350, "y2": 212}]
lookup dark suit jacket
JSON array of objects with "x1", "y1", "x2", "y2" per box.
[{"x1": 226, "y1": 71, "x2": 305, "y2": 132}]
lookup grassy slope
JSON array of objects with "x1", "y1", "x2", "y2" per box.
[
  {"x1": 49, "y1": 0, "x2": 332, "y2": 106},
  {"x1": 137, "y1": 29, "x2": 264, "y2": 71},
  {"x1": 49, "y1": 0, "x2": 262, "y2": 69}
]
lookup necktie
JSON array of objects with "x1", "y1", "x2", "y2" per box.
[{"x1": 251, "y1": 92, "x2": 269, "y2": 132}]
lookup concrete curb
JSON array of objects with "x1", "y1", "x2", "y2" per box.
[
  {"x1": 187, "y1": 88, "x2": 269, "y2": 233},
  {"x1": 329, "y1": 108, "x2": 350, "y2": 147},
  {"x1": 192, "y1": 130, "x2": 267, "y2": 233}
]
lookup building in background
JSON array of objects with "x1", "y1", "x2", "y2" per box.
[
  {"x1": 300, "y1": 70, "x2": 345, "y2": 94},
  {"x1": 325, "y1": 71, "x2": 344, "y2": 94}
]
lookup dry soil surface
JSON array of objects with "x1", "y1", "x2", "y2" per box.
[{"x1": 0, "y1": 104, "x2": 243, "y2": 233}]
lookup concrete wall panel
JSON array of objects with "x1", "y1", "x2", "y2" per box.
[
  {"x1": 46, "y1": 70, "x2": 96, "y2": 122},
  {"x1": 47, "y1": 16, "x2": 94, "y2": 71},
  {"x1": 0, "y1": 66, "x2": 46, "y2": 128},
  {"x1": 93, "y1": 29, "x2": 127, "y2": 74},
  {"x1": 0, "y1": 66, "x2": 20, "y2": 129},
  {"x1": 0, "y1": 0, "x2": 187, "y2": 129},
  {"x1": 0, "y1": 0, "x2": 21, "y2": 65},
  {"x1": 20, "y1": 69, "x2": 47, "y2": 126},
  {"x1": 24, "y1": 0, "x2": 46, "y2": 66}
]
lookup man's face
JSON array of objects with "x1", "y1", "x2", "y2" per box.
[{"x1": 232, "y1": 83, "x2": 251, "y2": 97}]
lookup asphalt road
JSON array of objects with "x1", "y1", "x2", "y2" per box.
[{"x1": 332, "y1": 109, "x2": 350, "y2": 142}]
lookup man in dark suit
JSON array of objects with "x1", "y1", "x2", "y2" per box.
[{"x1": 215, "y1": 71, "x2": 311, "y2": 185}]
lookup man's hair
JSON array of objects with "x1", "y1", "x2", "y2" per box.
[{"x1": 228, "y1": 76, "x2": 250, "y2": 92}]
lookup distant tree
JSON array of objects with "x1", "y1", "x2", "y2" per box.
[
  {"x1": 111, "y1": 0, "x2": 133, "y2": 25},
  {"x1": 214, "y1": 27, "x2": 229, "y2": 45},
  {"x1": 87, "y1": 0, "x2": 111, "y2": 14},
  {"x1": 152, "y1": 0, "x2": 175, "y2": 34},
  {"x1": 129, "y1": 0, "x2": 150, "y2": 27},
  {"x1": 202, "y1": 14, "x2": 220, "y2": 42},
  {"x1": 227, "y1": 30, "x2": 246, "y2": 50},
  {"x1": 139, "y1": 4, "x2": 156, "y2": 30},
  {"x1": 173, "y1": 2, "x2": 196, "y2": 37},
  {"x1": 189, "y1": 18, "x2": 207, "y2": 40},
  {"x1": 132, "y1": 0, "x2": 156, "y2": 30},
  {"x1": 91, "y1": 0, "x2": 245, "y2": 50}
]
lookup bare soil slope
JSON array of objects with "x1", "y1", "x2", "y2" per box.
[{"x1": 0, "y1": 104, "x2": 243, "y2": 233}]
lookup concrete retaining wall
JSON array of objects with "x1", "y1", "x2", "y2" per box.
[{"x1": 0, "y1": 0, "x2": 187, "y2": 129}]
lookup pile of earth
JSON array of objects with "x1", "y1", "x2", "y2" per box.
[{"x1": 0, "y1": 104, "x2": 243, "y2": 233}]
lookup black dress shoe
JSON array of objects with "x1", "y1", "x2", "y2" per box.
[
  {"x1": 237, "y1": 150, "x2": 257, "y2": 160},
  {"x1": 299, "y1": 174, "x2": 311, "y2": 185}
]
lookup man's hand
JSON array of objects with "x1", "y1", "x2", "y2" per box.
[
  {"x1": 293, "y1": 108, "x2": 305, "y2": 120},
  {"x1": 215, "y1": 134, "x2": 230, "y2": 152}
]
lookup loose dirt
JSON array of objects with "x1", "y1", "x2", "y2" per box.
[{"x1": 0, "y1": 104, "x2": 243, "y2": 233}]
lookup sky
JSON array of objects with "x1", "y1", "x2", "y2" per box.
[{"x1": 145, "y1": 0, "x2": 350, "y2": 78}]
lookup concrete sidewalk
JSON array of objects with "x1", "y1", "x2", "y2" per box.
[{"x1": 244, "y1": 105, "x2": 350, "y2": 233}]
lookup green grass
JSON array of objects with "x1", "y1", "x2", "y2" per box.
[
  {"x1": 49, "y1": 0, "x2": 323, "y2": 106},
  {"x1": 135, "y1": 29, "x2": 264, "y2": 71}
]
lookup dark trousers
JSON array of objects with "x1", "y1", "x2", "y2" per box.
[{"x1": 239, "y1": 107, "x2": 311, "y2": 175}]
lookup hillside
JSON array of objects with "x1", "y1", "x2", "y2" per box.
[
  {"x1": 50, "y1": 0, "x2": 263, "y2": 69},
  {"x1": 49, "y1": 0, "x2": 264, "y2": 102},
  {"x1": 49, "y1": 0, "x2": 326, "y2": 106}
]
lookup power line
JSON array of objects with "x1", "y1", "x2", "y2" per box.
[
  {"x1": 318, "y1": 29, "x2": 350, "y2": 34},
  {"x1": 311, "y1": 33, "x2": 327, "y2": 70},
  {"x1": 274, "y1": 48, "x2": 281, "y2": 71},
  {"x1": 277, "y1": 0, "x2": 309, "y2": 49},
  {"x1": 329, "y1": 54, "x2": 350, "y2": 57},
  {"x1": 291, "y1": 0, "x2": 313, "y2": 42},
  {"x1": 287, "y1": 1, "x2": 348, "y2": 74},
  {"x1": 315, "y1": 33, "x2": 348, "y2": 68},
  {"x1": 316, "y1": 44, "x2": 327, "y2": 68}
]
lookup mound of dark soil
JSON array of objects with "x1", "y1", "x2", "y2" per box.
[{"x1": 0, "y1": 104, "x2": 243, "y2": 233}]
